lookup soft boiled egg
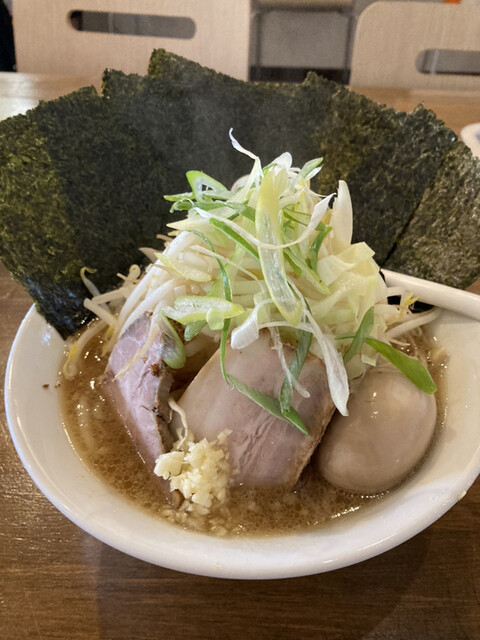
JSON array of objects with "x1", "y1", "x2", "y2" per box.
[{"x1": 316, "y1": 366, "x2": 437, "y2": 494}]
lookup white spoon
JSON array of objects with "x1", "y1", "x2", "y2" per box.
[{"x1": 382, "y1": 269, "x2": 480, "y2": 322}]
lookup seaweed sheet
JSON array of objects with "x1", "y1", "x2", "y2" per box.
[
  {"x1": 128, "y1": 49, "x2": 457, "y2": 262},
  {"x1": 0, "y1": 49, "x2": 476, "y2": 337},
  {"x1": 385, "y1": 141, "x2": 480, "y2": 289},
  {"x1": 102, "y1": 66, "x2": 326, "y2": 194},
  {"x1": 150, "y1": 50, "x2": 459, "y2": 263},
  {"x1": 0, "y1": 86, "x2": 173, "y2": 336}
]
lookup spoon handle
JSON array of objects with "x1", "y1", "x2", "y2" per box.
[{"x1": 382, "y1": 269, "x2": 480, "y2": 322}]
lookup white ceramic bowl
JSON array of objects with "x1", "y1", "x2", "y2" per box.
[
  {"x1": 5, "y1": 305, "x2": 480, "y2": 579},
  {"x1": 460, "y1": 122, "x2": 480, "y2": 159}
]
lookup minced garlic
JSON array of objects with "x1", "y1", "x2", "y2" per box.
[{"x1": 154, "y1": 429, "x2": 231, "y2": 514}]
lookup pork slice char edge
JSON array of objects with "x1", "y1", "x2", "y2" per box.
[
  {"x1": 104, "y1": 313, "x2": 174, "y2": 471},
  {"x1": 171, "y1": 330, "x2": 336, "y2": 488}
]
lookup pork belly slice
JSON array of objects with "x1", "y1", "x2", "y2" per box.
[
  {"x1": 171, "y1": 331, "x2": 335, "y2": 488},
  {"x1": 104, "y1": 313, "x2": 174, "y2": 470}
]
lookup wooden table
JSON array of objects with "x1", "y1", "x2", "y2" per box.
[
  {"x1": 358, "y1": 86, "x2": 480, "y2": 137},
  {"x1": 1, "y1": 73, "x2": 479, "y2": 640}
]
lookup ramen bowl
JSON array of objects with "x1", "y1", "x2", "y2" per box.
[{"x1": 5, "y1": 304, "x2": 480, "y2": 579}]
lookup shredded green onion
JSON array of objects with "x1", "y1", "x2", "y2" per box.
[
  {"x1": 81, "y1": 133, "x2": 440, "y2": 433},
  {"x1": 256, "y1": 170, "x2": 303, "y2": 326},
  {"x1": 365, "y1": 338, "x2": 437, "y2": 394},
  {"x1": 279, "y1": 329, "x2": 313, "y2": 414},
  {"x1": 343, "y1": 306, "x2": 375, "y2": 363},
  {"x1": 163, "y1": 296, "x2": 244, "y2": 328},
  {"x1": 339, "y1": 306, "x2": 437, "y2": 394},
  {"x1": 227, "y1": 374, "x2": 309, "y2": 435}
]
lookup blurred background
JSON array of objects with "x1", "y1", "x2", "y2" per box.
[{"x1": 1, "y1": 0, "x2": 479, "y2": 83}]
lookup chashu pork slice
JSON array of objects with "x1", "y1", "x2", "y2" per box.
[
  {"x1": 171, "y1": 331, "x2": 335, "y2": 488},
  {"x1": 104, "y1": 313, "x2": 174, "y2": 471}
]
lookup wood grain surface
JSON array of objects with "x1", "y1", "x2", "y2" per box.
[{"x1": 1, "y1": 73, "x2": 479, "y2": 640}]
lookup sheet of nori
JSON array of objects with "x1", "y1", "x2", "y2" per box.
[
  {"x1": 332, "y1": 103, "x2": 456, "y2": 262},
  {"x1": 0, "y1": 48, "x2": 474, "y2": 337},
  {"x1": 147, "y1": 50, "x2": 455, "y2": 263},
  {"x1": 384, "y1": 140, "x2": 480, "y2": 289},
  {"x1": 0, "y1": 86, "x2": 172, "y2": 337},
  {"x1": 102, "y1": 67, "x2": 328, "y2": 193},
  {"x1": 147, "y1": 50, "x2": 408, "y2": 200}
]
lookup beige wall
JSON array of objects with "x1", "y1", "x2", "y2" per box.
[{"x1": 78, "y1": 2, "x2": 480, "y2": 76}]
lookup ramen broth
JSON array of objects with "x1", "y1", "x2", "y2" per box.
[{"x1": 59, "y1": 328, "x2": 445, "y2": 537}]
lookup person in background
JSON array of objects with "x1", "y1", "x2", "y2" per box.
[{"x1": 0, "y1": 0, "x2": 15, "y2": 71}]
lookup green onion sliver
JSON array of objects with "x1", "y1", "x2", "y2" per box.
[
  {"x1": 155, "y1": 315, "x2": 186, "y2": 369},
  {"x1": 365, "y1": 338, "x2": 437, "y2": 394},
  {"x1": 163, "y1": 296, "x2": 244, "y2": 325},
  {"x1": 306, "y1": 223, "x2": 332, "y2": 270},
  {"x1": 255, "y1": 170, "x2": 302, "y2": 326},
  {"x1": 227, "y1": 374, "x2": 308, "y2": 435},
  {"x1": 343, "y1": 306, "x2": 374, "y2": 363},
  {"x1": 279, "y1": 329, "x2": 313, "y2": 413},
  {"x1": 209, "y1": 218, "x2": 259, "y2": 261}
]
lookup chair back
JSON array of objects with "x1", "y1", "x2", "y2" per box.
[
  {"x1": 349, "y1": 1, "x2": 480, "y2": 90},
  {"x1": 13, "y1": 0, "x2": 251, "y2": 80}
]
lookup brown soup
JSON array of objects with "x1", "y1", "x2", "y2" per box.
[{"x1": 59, "y1": 329, "x2": 445, "y2": 538}]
